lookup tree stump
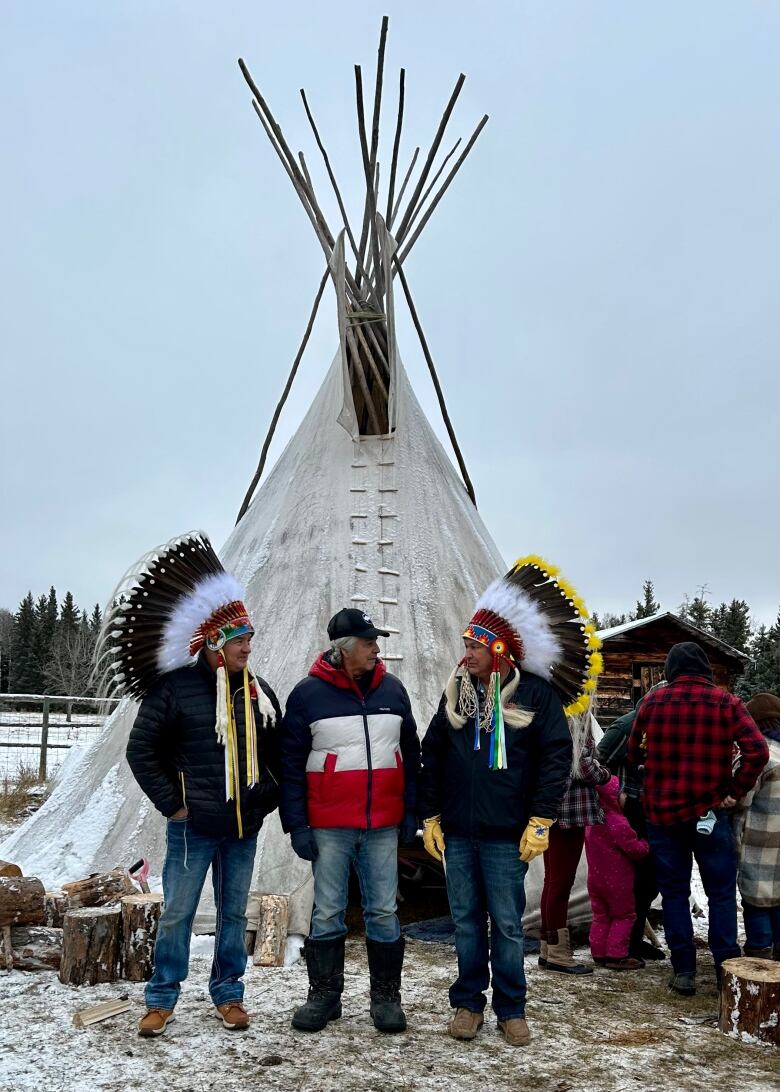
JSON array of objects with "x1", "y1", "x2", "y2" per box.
[
  {"x1": 0, "y1": 860, "x2": 22, "y2": 878},
  {"x1": 59, "y1": 906, "x2": 122, "y2": 985},
  {"x1": 9, "y1": 926, "x2": 62, "y2": 972},
  {"x1": 718, "y1": 956, "x2": 780, "y2": 1045},
  {"x1": 120, "y1": 893, "x2": 162, "y2": 982},
  {"x1": 62, "y1": 870, "x2": 134, "y2": 910},
  {"x1": 44, "y1": 891, "x2": 67, "y2": 929},
  {"x1": 252, "y1": 894, "x2": 288, "y2": 967},
  {"x1": 0, "y1": 876, "x2": 46, "y2": 928}
]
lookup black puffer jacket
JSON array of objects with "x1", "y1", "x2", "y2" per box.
[
  {"x1": 419, "y1": 669, "x2": 571, "y2": 840},
  {"x1": 126, "y1": 653, "x2": 281, "y2": 839}
]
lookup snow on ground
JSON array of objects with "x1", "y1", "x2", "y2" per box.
[{"x1": 0, "y1": 935, "x2": 777, "y2": 1092}]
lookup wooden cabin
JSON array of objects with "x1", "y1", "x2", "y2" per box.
[{"x1": 596, "y1": 612, "x2": 749, "y2": 725}]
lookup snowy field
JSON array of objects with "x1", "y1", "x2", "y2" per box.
[{"x1": 0, "y1": 930, "x2": 777, "y2": 1092}]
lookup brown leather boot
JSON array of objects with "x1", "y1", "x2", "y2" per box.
[
  {"x1": 138, "y1": 1008, "x2": 175, "y2": 1037},
  {"x1": 448, "y1": 1008, "x2": 484, "y2": 1040},
  {"x1": 214, "y1": 1001, "x2": 250, "y2": 1029},
  {"x1": 497, "y1": 1017, "x2": 531, "y2": 1046},
  {"x1": 544, "y1": 929, "x2": 593, "y2": 975}
]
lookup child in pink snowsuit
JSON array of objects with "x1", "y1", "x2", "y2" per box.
[{"x1": 585, "y1": 776, "x2": 650, "y2": 970}]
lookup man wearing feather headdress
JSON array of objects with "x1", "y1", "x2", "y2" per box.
[
  {"x1": 418, "y1": 556, "x2": 602, "y2": 1047},
  {"x1": 96, "y1": 532, "x2": 281, "y2": 1038}
]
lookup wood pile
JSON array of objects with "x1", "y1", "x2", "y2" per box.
[{"x1": 0, "y1": 861, "x2": 161, "y2": 984}]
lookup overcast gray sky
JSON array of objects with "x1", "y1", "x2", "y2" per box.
[{"x1": 2, "y1": 1, "x2": 778, "y2": 625}]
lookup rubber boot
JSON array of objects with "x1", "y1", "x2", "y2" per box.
[
  {"x1": 366, "y1": 936, "x2": 407, "y2": 1033},
  {"x1": 291, "y1": 936, "x2": 344, "y2": 1032},
  {"x1": 544, "y1": 928, "x2": 593, "y2": 975}
]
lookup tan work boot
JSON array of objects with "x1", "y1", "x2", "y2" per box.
[
  {"x1": 448, "y1": 1007, "x2": 484, "y2": 1040},
  {"x1": 214, "y1": 1001, "x2": 250, "y2": 1030},
  {"x1": 545, "y1": 928, "x2": 593, "y2": 975},
  {"x1": 138, "y1": 1008, "x2": 175, "y2": 1037},
  {"x1": 497, "y1": 1017, "x2": 531, "y2": 1046},
  {"x1": 538, "y1": 939, "x2": 548, "y2": 968}
]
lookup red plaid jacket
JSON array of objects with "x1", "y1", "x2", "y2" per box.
[{"x1": 627, "y1": 674, "x2": 769, "y2": 826}]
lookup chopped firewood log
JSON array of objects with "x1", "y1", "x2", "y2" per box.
[
  {"x1": 44, "y1": 891, "x2": 67, "y2": 929},
  {"x1": 719, "y1": 956, "x2": 780, "y2": 1045},
  {"x1": 8, "y1": 926, "x2": 62, "y2": 972},
  {"x1": 120, "y1": 893, "x2": 162, "y2": 982},
  {"x1": 73, "y1": 995, "x2": 131, "y2": 1028},
  {"x1": 252, "y1": 894, "x2": 288, "y2": 967},
  {"x1": 60, "y1": 906, "x2": 122, "y2": 986},
  {"x1": 0, "y1": 876, "x2": 46, "y2": 929},
  {"x1": 0, "y1": 861, "x2": 22, "y2": 878},
  {"x1": 62, "y1": 870, "x2": 134, "y2": 910}
]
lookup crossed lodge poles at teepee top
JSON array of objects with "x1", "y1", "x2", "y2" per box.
[{"x1": 235, "y1": 16, "x2": 488, "y2": 523}]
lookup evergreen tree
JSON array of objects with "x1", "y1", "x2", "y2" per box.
[
  {"x1": 711, "y1": 599, "x2": 752, "y2": 653},
  {"x1": 680, "y1": 592, "x2": 710, "y2": 631},
  {"x1": 10, "y1": 592, "x2": 43, "y2": 692},
  {"x1": 635, "y1": 580, "x2": 660, "y2": 619},
  {"x1": 59, "y1": 591, "x2": 80, "y2": 636},
  {"x1": 0, "y1": 608, "x2": 14, "y2": 693},
  {"x1": 737, "y1": 610, "x2": 780, "y2": 699},
  {"x1": 89, "y1": 603, "x2": 102, "y2": 637},
  {"x1": 47, "y1": 592, "x2": 94, "y2": 696},
  {"x1": 31, "y1": 588, "x2": 58, "y2": 693}
]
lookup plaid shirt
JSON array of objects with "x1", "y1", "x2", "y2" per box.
[
  {"x1": 627, "y1": 674, "x2": 769, "y2": 826},
  {"x1": 557, "y1": 736, "x2": 611, "y2": 829}
]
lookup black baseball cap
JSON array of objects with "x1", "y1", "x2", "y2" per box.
[{"x1": 327, "y1": 608, "x2": 390, "y2": 641}]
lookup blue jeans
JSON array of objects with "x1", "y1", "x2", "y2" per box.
[
  {"x1": 444, "y1": 837, "x2": 528, "y2": 1020},
  {"x1": 311, "y1": 826, "x2": 400, "y2": 943},
  {"x1": 743, "y1": 902, "x2": 780, "y2": 949},
  {"x1": 145, "y1": 819, "x2": 257, "y2": 1009},
  {"x1": 647, "y1": 812, "x2": 740, "y2": 975}
]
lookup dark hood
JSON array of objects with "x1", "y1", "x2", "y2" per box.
[{"x1": 664, "y1": 641, "x2": 713, "y2": 683}]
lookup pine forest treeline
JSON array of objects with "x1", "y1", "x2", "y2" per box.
[
  {"x1": 0, "y1": 589, "x2": 102, "y2": 696},
  {"x1": 1, "y1": 579, "x2": 778, "y2": 700}
]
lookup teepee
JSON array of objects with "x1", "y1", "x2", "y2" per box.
[{"x1": 2, "y1": 21, "x2": 593, "y2": 933}]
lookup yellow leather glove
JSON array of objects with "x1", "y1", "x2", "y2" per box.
[
  {"x1": 519, "y1": 817, "x2": 554, "y2": 862},
  {"x1": 423, "y1": 816, "x2": 446, "y2": 862}
]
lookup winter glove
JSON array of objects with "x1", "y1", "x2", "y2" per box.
[
  {"x1": 291, "y1": 827, "x2": 319, "y2": 862},
  {"x1": 519, "y1": 817, "x2": 554, "y2": 863},
  {"x1": 422, "y1": 816, "x2": 446, "y2": 862},
  {"x1": 399, "y1": 812, "x2": 419, "y2": 847}
]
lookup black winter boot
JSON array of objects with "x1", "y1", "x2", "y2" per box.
[
  {"x1": 291, "y1": 936, "x2": 345, "y2": 1032},
  {"x1": 366, "y1": 937, "x2": 407, "y2": 1033},
  {"x1": 743, "y1": 945, "x2": 774, "y2": 960}
]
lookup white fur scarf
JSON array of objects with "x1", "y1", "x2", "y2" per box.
[{"x1": 444, "y1": 666, "x2": 535, "y2": 730}]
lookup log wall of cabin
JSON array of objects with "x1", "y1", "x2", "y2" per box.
[{"x1": 597, "y1": 633, "x2": 741, "y2": 726}]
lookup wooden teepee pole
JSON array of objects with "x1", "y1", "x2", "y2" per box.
[
  {"x1": 389, "y1": 146, "x2": 419, "y2": 230},
  {"x1": 397, "y1": 113, "x2": 489, "y2": 266},
  {"x1": 235, "y1": 269, "x2": 330, "y2": 523},
  {"x1": 394, "y1": 257, "x2": 477, "y2": 506},
  {"x1": 393, "y1": 74, "x2": 465, "y2": 242},
  {"x1": 385, "y1": 68, "x2": 405, "y2": 225}
]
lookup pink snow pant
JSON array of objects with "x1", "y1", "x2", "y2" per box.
[{"x1": 589, "y1": 889, "x2": 636, "y2": 960}]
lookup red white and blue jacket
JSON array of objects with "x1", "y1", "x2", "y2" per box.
[{"x1": 279, "y1": 653, "x2": 420, "y2": 832}]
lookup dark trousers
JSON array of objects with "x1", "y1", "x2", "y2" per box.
[
  {"x1": 444, "y1": 836, "x2": 528, "y2": 1020},
  {"x1": 647, "y1": 811, "x2": 740, "y2": 975},
  {"x1": 540, "y1": 825, "x2": 585, "y2": 935},
  {"x1": 623, "y1": 797, "x2": 658, "y2": 951}
]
